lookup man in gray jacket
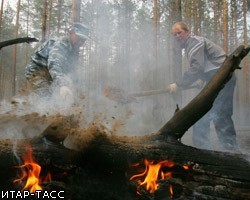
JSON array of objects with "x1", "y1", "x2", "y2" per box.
[
  {"x1": 26, "y1": 23, "x2": 90, "y2": 100},
  {"x1": 168, "y1": 22, "x2": 238, "y2": 151}
]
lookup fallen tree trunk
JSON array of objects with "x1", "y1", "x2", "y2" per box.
[{"x1": 0, "y1": 45, "x2": 249, "y2": 200}]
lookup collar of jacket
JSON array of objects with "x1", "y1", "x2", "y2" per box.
[{"x1": 182, "y1": 33, "x2": 192, "y2": 49}]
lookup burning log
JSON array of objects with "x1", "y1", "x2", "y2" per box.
[
  {"x1": 79, "y1": 134, "x2": 250, "y2": 199},
  {"x1": 0, "y1": 45, "x2": 249, "y2": 200},
  {"x1": 1, "y1": 131, "x2": 249, "y2": 199}
]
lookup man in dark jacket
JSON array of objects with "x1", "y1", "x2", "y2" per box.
[
  {"x1": 26, "y1": 23, "x2": 90, "y2": 100},
  {"x1": 168, "y1": 22, "x2": 238, "y2": 151}
]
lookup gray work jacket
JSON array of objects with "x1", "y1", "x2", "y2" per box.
[
  {"x1": 26, "y1": 36, "x2": 79, "y2": 88},
  {"x1": 177, "y1": 34, "x2": 226, "y2": 88}
]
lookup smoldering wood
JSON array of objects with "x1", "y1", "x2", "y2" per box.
[
  {"x1": 0, "y1": 37, "x2": 39, "y2": 50},
  {"x1": 0, "y1": 133, "x2": 249, "y2": 199},
  {"x1": 0, "y1": 45, "x2": 249, "y2": 200}
]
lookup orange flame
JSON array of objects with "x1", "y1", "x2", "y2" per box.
[
  {"x1": 14, "y1": 145, "x2": 51, "y2": 193},
  {"x1": 130, "y1": 159, "x2": 190, "y2": 196}
]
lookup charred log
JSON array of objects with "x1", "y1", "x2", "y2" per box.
[{"x1": 0, "y1": 134, "x2": 249, "y2": 200}]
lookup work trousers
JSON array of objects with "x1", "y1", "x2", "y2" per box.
[
  {"x1": 192, "y1": 72, "x2": 237, "y2": 151},
  {"x1": 26, "y1": 61, "x2": 53, "y2": 96}
]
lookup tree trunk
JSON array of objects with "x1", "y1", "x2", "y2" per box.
[
  {"x1": 0, "y1": 0, "x2": 4, "y2": 34},
  {"x1": 0, "y1": 0, "x2": 4, "y2": 99},
  {"x1": 12, "y1": 0, "x2": 21, "y2": 96},
  {"x1": 213, "y1": 0, "x2": 219, "y2": 43},
  {"x1": 57, "y1": 0, "x2": 62, "y2": 37},
  {"x1": 42, "y1": 0, "x2": 48, "y2": 42},
  {"x1": 222, "y1": 0, "x2": 228, "y2": 53},
  {"x1": 47, "y1": 0, "x2": 53, "y2": 37},
  {"x1": 193, "y1": 0, "x2": 198, "y2": 35},
  {"x1": 72, "y1": 0, "x2": 81, "y2": 23},
  {"x1": 243, "y1": 0, "x2": 249, "y2": 121}
]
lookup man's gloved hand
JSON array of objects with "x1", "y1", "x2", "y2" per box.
[
  {"x1": 60, "y1": 86, "x2": 73, "y2": 101},
  {"x1": 196, "y1": 79, "x2": 204, "y2": 89},
  {"x1": 167, "y1": 83, "x2": 178, "y2": 93}
]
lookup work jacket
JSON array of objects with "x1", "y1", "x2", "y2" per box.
[
  {"x1": 26, "y1": 36, "x2": 79, "y2": 88},
  {"x1": 177, "y1": 34, "x2": 226, "y2": 88}
]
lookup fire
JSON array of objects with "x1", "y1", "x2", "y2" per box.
[
  {"x1": 13, "y1": 145, "x2": 51, "y2": 193},
  {"x1": 130, "y1": 159, "x2": 190, "y2": 196}
]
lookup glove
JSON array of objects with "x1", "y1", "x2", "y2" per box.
[
  {"x1": 59, "y1": 86, "x2": 73, "y2": 101},
  {"x1": 167, "y1": 83, "x2": 178, "y2": 93},
  {"x1": 196, "y1": 79, "x2": 204, "y2": 89}
]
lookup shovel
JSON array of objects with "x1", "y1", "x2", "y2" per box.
[{"x1": 103, "y1": 84, "x2": 201, "y2": 104}]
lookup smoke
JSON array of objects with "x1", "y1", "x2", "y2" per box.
[
  {"x1": 0, "y1": 85, "x2": 78, "y2": 140},
  {"x1": 0, "y1": 1, "x2": 177, "y2": 142}
]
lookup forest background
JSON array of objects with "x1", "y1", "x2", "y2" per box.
[{"x1": 0, "y1": 0, "x2": 249, "y2": 136}]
